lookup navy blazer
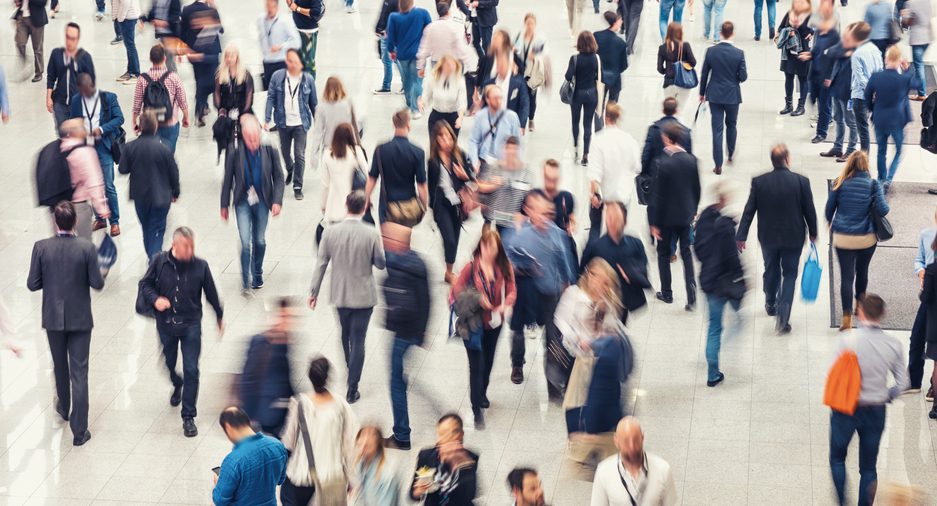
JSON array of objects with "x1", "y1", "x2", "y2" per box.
[
  {"x1": 69, "y1": 90, "x2": 124, "y2": 151},
  {"x1": 826, "y1": 42, "x2": 853, "y2": 101},
  {"x1": 483, "y1": 73, "x2": 530, "y2": 128},
  {"x1": 27, "y1": 236, "x2": 105, "y2": 332},
  {"x1": 593, "y1": 29, "x2": 629, "y2": 89},
  {"x1": 865, "y1": 68, "x2": 914, "y2": 131},
  {"x1": 699, "y1": 42, "x2": 747, "y2": 105}
]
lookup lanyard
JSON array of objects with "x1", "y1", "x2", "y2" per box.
[
  {"x1": 617, "y1": 455, "x2": 648, "y2": 506},
  {"x1": 286, "y1": 75, "x2": 300, "y2": 102},
  {"x1": 266, "y1": 16, "x2": 279, "y2": 39},
  {"x1": 83, "y1": 95, "x2": 99, "y2": 127}
]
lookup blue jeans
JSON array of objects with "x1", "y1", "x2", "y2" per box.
[
  {"x1": 398, "y1": 59, "x2": 422, "y2": 113},
  {"x1": 390, "y1": 337, "x2": 415, "y2": 442},
  {"x1": 853, "y1": 98, "x2": 871, "y2": 152},
  {"x1": 702, "y1": 0, "x2": 727, "y2": 40},
  {"x1": 134, "y1": 201, "x2": 170, "y2": 261},
  {"x1": 874, "y1": 125, "x2": 904, "y2": 183},
  {"x1": 830, "y1": 405, "x2": 886, "y2": 506},
  {"x1": 753, "y1": 0, "x2": 777, "y2": 38},
  {"x1": 234, "y1": 200, "x2": 270, "y2": 289},
  {"x1": 705, "y1": 294, "x2": 740, "y2": 382},
  {"x1": 659, "y1": 0, "x2": 686, "y2": 39},
  {"x1": 379, "y1": 36, "x2": 394, "y2": 90},
  {"x1": 832, "y1": 97, "x2": 857, "y2": 153},
  {"x1": 119, "y1": 19, "x2": 140, "y2": 75},
  {"x1": 816, "y1": 85, "x2": 833, "y2": 138},
  {"x1": 95, "y1": 0, "x2": 105, "y2": 12},
  {"x1": 158, "y1": 324, "x2": 202, "y2": 419},
  {"x1": 912, "y1": 44, "x2": 929, "y2": 96},
  {"x1": 96, "y1": 146, "x2": 119, "y2": 224},
  {"x1": 157, "y1": 123, "x2": 180, "y2": 154}
]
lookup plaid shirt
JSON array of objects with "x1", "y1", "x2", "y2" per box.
[{"x1": 132, "y1": 66, "x2": 188, "y2": 125}]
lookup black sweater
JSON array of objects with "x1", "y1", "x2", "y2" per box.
[
  {"x1": 694, "y1": 205, "x2": 743, "y2": 294},
  {"x1": 139, "y1": 251, "x2": 223, "y2": 333},
  {"x1": 118, "y1": 134, "x2": 180, "y2": 206},
  {"x1": 565, "y1": 53, "x2": 600, "y2": 95},
  {"x1": 46, "y1": 48, "x2": 95, "y2": 106}
]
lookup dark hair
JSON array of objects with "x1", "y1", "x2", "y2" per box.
[
  {"x1": 662, "y1": 122, "x2": 685, "y2": 145},
  {"x1": 507, "y1": 467, "x2": 538, "y2": 492},
  {"x1": 286, "y1": 48, "x2": 302, "y2": 62},
  {"x1": 346, "y1": 190, "x2": 368, "y2": 215},
  {"x1": 150, "y1": 44, "x2": 166, "y2": 65},
  {"x1": 472, "y1": 227, "x2": 514, "y2": 287},
  {"x1": 851, "y1": 21, "x2": 871, "y2": 42},
  {"x1": 438, "y1": 413, "x2": 463, "y2": 432},
  {"x1": 277, "y1": 297, "x2": 294, "y2": 310},
  {"x1": 392, "y1": 109, "x2": 410, "y2": 129},
  {"x1": 76, "y1": 72, "x2": 94, "y2": 88},
  {"x1": 770, "y1": 144, "x2": 790, "y2": 168},
  {"x1": 607, "y1": 200, "x2": 628, "y2": 219},
  {"x1": 720, "y1": 21, "x2": 734, "y2": 38},
  {"x1": 436, "y1": 1, "x2": 450, "y2": 16},
  {"x1": 65, "y1": 22, "x2": 81, "y2": 35},
  {"x1": 576, "y1": 31, "x2": 598, "y2": 54},
  {"x1": 307, "y1": 356, "x2": 330, "y2": 393},
  {"x1": 330, "y1": 123, "x2": 357, "y2": 160},
  {"x1": 429, "y1": 120, "x2": 465, "y2": 168},
  {"x1": 664, "y1": 22, "x2": 683, "y2": 54},
  {"x1": 663, "y1": 97, "x2": 678, "y2": 116},
  {"x1": 544, "y1": 158, "x2": 560, "y2": 169},
  {"x1": 53, "y1": 201, "x2": 77, "y2": 231},
  {"x1": 218, "y1": 406, "x2": 251, "y2": 429},
  {"x1": 505, "y1": 135, "x2": 520, "y2": 147},
  {"x1": 858, "y1": 293, "x2": 885, "y2": 321},
  {"x1": 140, "y1": 111, "x2": 159, "y2": 135},
  {"x1": 603, "y1": 10, "x2": 620, "y2": 26}
]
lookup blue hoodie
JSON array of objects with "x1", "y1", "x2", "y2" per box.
[{"x1": 386, "y1": 8, "x2": 432, "y2": 61}]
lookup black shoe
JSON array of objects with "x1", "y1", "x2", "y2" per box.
[
  {"x1": 31, "y1": 74, "x2": 43, "y2": 83},
  {"x1": 777, "y1": 323, "x2": 792, "y2": 335},
  {"x1": 473, "y1": 408, "x2": 486, "y2": 430},
  {"x1": 930, "y1": 406, "x2": 937, "y2": 420},
  {"x1": 655, "y1": 292, "x2": 673, "y2": 304},
  {"x1": 791, "y1": 105, "x2": 806, "y2": 117},
  {"x1": 170, "y1": 385, "x2": 182, "y2": 407},
  {"x1": 928, "y1": 189, "x2": 937, "y2": 196},
  {"x1": 285, "y1": 172, "x2": 293, "y2": 185},
  {"x1": 811, "y1": 135, "x2": 826, "y2": 144},
  {"x1": 294, "y1": 189, "x2": 304, "y2": 200},
  {"x1": 765, "y1": 304, "x2": 777, "y2": 317},
  {"x1": 383, "y1": 435, "x2": 411, "y2": 450},
  {"x1": 769, "y1": 27, "x2": 776, "y2": 39},
  {"x1": 706, "y1": 373, "x2": 725, "y2": 387},
  {"x1": 251, "y1": 280, "x2": 264, "y2": 290},
  {"x1": 183, "y1": 417, "x2": 198, "y2": 437},
  {"x1": 684, "y1": 302, "x2": 695, "y2": 312},
  {"x1": 927, "y1": 386, "x2": 934, "y2": 402},
  {"x1": 511, "y1": 367, "x2": 523, "y2": 384},
  {"x1": 73, "y1": 430, "x2": 92, "y2": 446},
  {"x1": 836, "y1": 151, "x2": 855, "y2": 163},
  {"x1": 754, "y1": 35, "x2": 761, "y2": 41},
  {"x1": 197, "y1": 116, "x2": 206, "y2": 128},
  {"x1": 820, "y1": 149, "x2": 843, "y2": 158},
  {"x1": 346, "y1": 389, "x2": 361, "y2": 404},
  {"x1": 581, "y1": 155, "x2": 588, "y2": 166},
  {"x1": 55, "y1": 403, "x2": 69, "y2": 422},
  {"x1": 779, "y1": 103, "x2": 793, "y2": 115},
  {"x1": 110, "y1": 36, "x2": 123, "y2": 45},
  {"x1": 481, "y1": 396, "x2": 490, "y2": 409}
]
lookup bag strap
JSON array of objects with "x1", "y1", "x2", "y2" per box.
[
  {"x1": 677, "y1": 42, "x2": 684, "y2": 64},
  {"x1": 296, "y1": 396, "x2": 318, "y2": 473},
  {"x1": 376, "y1": 145, "x2": 387, "y2": 205}
]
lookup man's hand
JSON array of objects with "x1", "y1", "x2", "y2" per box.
[
  {"x1": 699, "y1": 95, "x2": 706, "y2": 103},
  {"x1": 1, "y1": 113, "x2": 8, "y2": 124},
  {"x1": 650, "y1": 226, "x2": 662, "y2": 241},
  {"x1": 797, "y1": 52, "x2": 811, "y2": 61},
  {"x1": 737, "y1": 240, "x2": 746, "y2": 251},
  {"x1": 823, "y1": 79, "x2": 832, "y2": 88},
  {"x1": 270, "y1": 44, "x2": 282, "y2": 53},
  {"x1": 900, "y1": 60, "x2": 911, "y2": 71},
  {"x1": 217, "y1": 319, "x2": 225, "y2": 338},
  {"x1": 182, "y1": 116, "x2": 190, "y2": 128},
  {"x1": 92, "y1": 127, "x2": 103, "y2": 138},
  {"x1": 591, "y1": 194, "x2": 601, "y2": 209},
  {"x1": 154, "y1": 296, "x2": 171, "y2": 311},
  {"x1": 455, "y1": 116, "x2": 462, "y2": 129},
  {"x1": 220, "y1": 208, "x2": 229, "y2": 221},
  {"x1": 153, "y1": 19, "x2": 168, "y2": 28},
  {"x1": 271, "y1": 203, "x2": 281, "y2": 217},
  {"x1": 308, "y1": 296, "x2": 317, "y2": 310},
  {"x1": 46, "y1": 97, "x2": 53, "y2": 113},
  {"x1": 412, "y1": 482, "x2": 430, "y2": 498},
  {"x1": 418, "y1": 69, "x2": 424, "y2": 78},
  {"x1": 389, "y1": 52, "x2": 397, "y2": 62},
  {"x1": 188, "y1": 52, "x2": 204, "y2": 62}
]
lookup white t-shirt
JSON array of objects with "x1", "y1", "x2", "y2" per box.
[
  {"x1": 588, "y1": 125, "x2": 641, "y2": 205},
  {"x1": 284, "y1": 74, "x2": 303, "y2": 127},
  {"x1": 81, "y1": 91, "x2": 102, "y2": 145}
]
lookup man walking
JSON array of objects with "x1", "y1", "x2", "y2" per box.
[
  {"x1": 133, "y1": 45, "x2": 190, "y2": 153},
  {"x1": 265, "y1": 49, "x2": 317, "y2": 200},
  {"x1": 365, "y1": 109, "x2": 429, "y2": 226},
  {"x1": 212, "y1": 407, "x2": 288, "y2": 506},
  {"x1": 591, "y1": 417, "x2": 678, "y2": 505},
  {"x1": 309, "y1": 191, "x2": 386, "y2": 404},
  {"x1": 849, "y1": 22, "x2": 883, "y2": 154},
  {"x1": 820, "y1": 28, "x2": 859, "y2": 162},
  {"x1": 382, "y1": 222, "x2": 430, "y2": 451},
  {"x1": 221, "y1": 115, "x2": 285, "y2": 294},
  {"x1": 180, "y1": 0, "x2": 222, "y2": 126},
  {"x1": 138, "y1": 226, "x2": 224, "y2": 437},
  {"x1": 736, "y1": 144, "x2": 818, "y2": 334},
  {"x1": 70, "y1": 73, "x2": 124, "y2": 236},
  {"x1": 387, "y1": 0, "x2": 432, "y2": 118},
  {"x1": 258, "y1": 0, "x2": 300, "y2": 91},
  {"x1": 618, "y1": 0, "x2": 643, "y2": 53},
  {"x1": 59, "y1": 118, "x2": 110, "y2": 240},
  {"x1": 287, "y1": 0, "x2": 324, "y2": 77},
  {"x1": 113, "y1": 0, "x2": 141, "y2": 84},
  {"x1": 594, "y1": 12, "x2": 629, "y2": 105},
  {"x1": 374, "y1": 0, "x2": 400, "y2": 94},
  {"x1": 699, "y1": 21, "x2": 747, "y2": 175},
  {"x1": 14, "y1": 0, "x2": 48, "y2": 83},
  {"x1": 467, "y1": 85, "x2": 522, "y2": 172},
  {"x1": 27, "y1": 201, "x2": 105, "y2": 446},
  {"x1": 650, "y1": 123, "x2": 700, "y2": 311},
  {"x1": 588, "y1": 102, "x2": 640, "y2": 244},
  {"x1": 829, "y1": 294, "x2": 908, "y2": 506},
  {"x1": 47, "y1": 23, "x2": 95, "y2": 130},
  {"x1": 906, "y1": 210, "x2": 937, "y2": 400},
  {"x1": 640, "y1": 97, "x2": 691, "y2": 230},
  {"x1": 119, "y1": 111, "x2": 180, "y2": 260},
  {"x1": 416, "y1": 1, "x2": 474, "y2": 74}
]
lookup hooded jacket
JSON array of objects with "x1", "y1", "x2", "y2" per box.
[{"x1": 694, "y1": 205, "x2": 743, "y2": 295}]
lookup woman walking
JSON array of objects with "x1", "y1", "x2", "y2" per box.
[
  {"x1": 419, "y1": 56, "x2": 467, "y2": 137},
  {"x1": 555, "y1": 258, "x2": 622, "y2": 359},
  {"x1": 353, "y1": 426, "x2": 403, "y2": 505},
  {"x1": 657, "y1": 23, "x2": 696, "y2": 109},
  {"x1": 451, "y1": 228, "x2": 516, "y2": 430},
  {"x1": 777, "y1": 0, "x2": 813, "y2": 117},
  {"x1": 310, "y1": 76, "x2": 355, "y2": 171},
  {"x1": 565, "y1": 31, "x2": 601, "y2": 165},
  {"x1": 514, "y1": 13, "x2": 548, "y2": 132},
  {"x1": 214, "y1": 43, "x2": 255, "y2": 117},
  {"x1": 319, "y1": 123, "x2": 369, "y2": 241},
  {"x1": 428, "y1": 121, "x2": 474, "y2": 283},
  {"x1": 825, "y1": 151, "x2": 889, "y2": 331}
]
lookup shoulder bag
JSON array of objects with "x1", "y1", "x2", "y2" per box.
[
  {"x1": 296, "y1": 397, "x2": 348, "y2": 505},
  {"x1": 673, "y1": 43, "x2": 698, "y2": 89},
  {"x1": 869, "y1": 180, "x2": 893, "y2": 242},
  {"x1": 377, "y1": 146, "x2": 426, "y2": 228},
  {"x1": 135, "y1": 255, "x2": 166, "y2": 318},
  {"x1": 559, "y1": 55, "x2": 577, "y2": 104},
  {"x1": 593, "y1": 54, "x2": 606, "y2": 132}
]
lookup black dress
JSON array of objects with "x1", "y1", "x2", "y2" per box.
[
  {"x1": 778, "y1": 13, "x2": 813, "y2": 76},
  {"x1": 214, "y1": 71, "x2": 255, "y2": 115}
]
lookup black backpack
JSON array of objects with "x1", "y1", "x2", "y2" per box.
[
  {"x1": 36, "y1": 140, "x2": 79, "y2": 207},
  {"x1": 920, "y1": 91, "x2": 937, "y2": 154},
  {"x1": 382, "y1": 264, "x2": 421, "y2": 331},
  {"x1": 141, "y1": 73, "x2": 174, "y2": 123}
]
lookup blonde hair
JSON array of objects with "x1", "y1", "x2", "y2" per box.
[
  {"x1": 323, "y1": 76, "x2": 347, "y2": 103},
  {"x1": 886, "y1": 44, "x2": 902, "y2": 63},
  {"x1": 432, "y1": 54, "x2": 462, "y2": 82},
  {"x1": 833, "y1": 151, "x2": 870, "y2": 190},
  {"x1": 216, "y1": 42, "x2": 247, "y2": 86},
  {"x1": 578, "y1": 258, "x2": 623, "y2": 322}
]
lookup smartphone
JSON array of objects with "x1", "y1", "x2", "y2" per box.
[{"x1": 211, "y1": 466, "x2": 221, "y2": 476}]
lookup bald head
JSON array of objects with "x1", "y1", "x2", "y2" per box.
[
  {"x1": 770, "y1": 143, "x2": 790, "y2": 169},
  {"x1": 381, "y1": 222, "x2": 412, "y2": 253},
  {"x1": 240, "y1": 114, "x2": 261, "y2": 151},
  {"x1": 59, "y1": 118, "x2": 87, "y2": 140},
  {"x1": 614, "y1": 417, "x2": 645, "y2": 464}
]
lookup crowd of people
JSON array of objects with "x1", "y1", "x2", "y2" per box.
[{"x1": 6, "y1": 0, "x2": 937, "y2": 504}]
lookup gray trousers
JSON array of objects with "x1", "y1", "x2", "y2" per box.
[
  {"x1": 277, "y1": 125, "x2": 307, "y2": 191},
  {"x1": 336, "y1": 307, "x2": 372, "y2": 391},
  {"x1": 47, "y1": 330, "x2": 92, "y2": 438},
  {"x1": 53, "y1": 102, "x2": 70, "y2": 135},
  {"x1": 14, "y1": 17, "x2": 44, "y2": 77}
]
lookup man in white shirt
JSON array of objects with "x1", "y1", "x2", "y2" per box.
[
  {"x1": 257, "y1": 0, "x2": 300, "y2": 91},
  {"x1": 416, "y1": 1, "x2": 474, "y2": 74},
  {"x1": 591, "y1": 417, "x2": 677, "y2": 506},
  {"x1": 587, "y1": 101, "x2": 640, "y2": 243}
]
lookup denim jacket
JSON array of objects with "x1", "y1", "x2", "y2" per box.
[
  {"x1": 825, "y1": 172, "x2": 890, "y2": 235},
  {"x1": 264, "y1": 69, "x2": 317, "y2": 130}
]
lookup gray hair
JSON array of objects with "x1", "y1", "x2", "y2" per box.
[{"x1": 173, "y1": 226, "x2": 195, "y2": 241}]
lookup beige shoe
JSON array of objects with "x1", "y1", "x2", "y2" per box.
[{"x1": 839, "y1": 313, "x2": 852, "y2": 332}]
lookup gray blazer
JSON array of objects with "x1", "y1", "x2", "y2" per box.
[
  {"x1": 220, "y1": 143, "x2": 285, "y2": 210},
  {"x1": 27, "y1": 236, "x2": 105, "y2": 331},
  {"x1": 309, "y1": 218, "x2": 386, "y2": 308}
]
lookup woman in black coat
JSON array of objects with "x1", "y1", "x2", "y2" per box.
[
  {"x1": 919, "y1": 236, "x2": 937, "y2": 419},
  {"x1": 428, "y1": 120, "x2": 475, "y2": 283},
  {"x1": 565, "y1": 31, "x2": 601, "y2": 166},
  {"x1": 776, "y1": 3, "x2": 813, "y2": 116}
]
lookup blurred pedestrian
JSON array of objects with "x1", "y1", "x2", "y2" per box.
[
  {"x1": 0, "y1": 65, "x2": 9, "y2": 123},
  {"x1": 507, "y1": 468, "x2": 545, "y2": 506},
  {"x1": 863, "y1": 0, "x2": 894, "y2": 56},
  {"x1": 410, "y1": 414, "x2": 479, "y2": 505},
  {"x1": 180, "y1": 0, "x2": 223, "y2": 127},
  {"x1": 265, "y1": 49, "x2": 317, "y2": 200},
  {"x1": 428, "y1": 120, "x2": 474, "y2": 282},
  {"x1": 355, "y1": 426, "x2": 403, "y2": 504},
  {"x1": 420, "y1": 56, "x2": 468, "y2": 136},
  {"x1": 387, "y1": 0, "x2": 432, "y2": 118},
  {"x1": 132, "y1": 45, "x2": 190, "y2": 153},
  {"x1": 920, "y1": 239, "x2": 937, "y2": 420},
  {"x1": 239, "y1": 298, "x2": 297, "y2": 436},
  {"x1": 902, "y1": 0, "x2": 933, "y2": 101},
  {"x1": 513, "y1": 13, "x2": 548, "y2": 131},
  {"x1": 310, "y1": 76, "x2": 356, "y2": 172},
  {"x1": 588, "y1": 102, "x2": 640, "y2": 244},
  {"x1": 905, "y1": 210, "x2": 937, "y2": 400},
  {"x1": 320, "y1": 123, "x2": 370, "y2": 239},
  {"x1": 258, "y1": 0, "x2": 300, "y2": 91},
  {"x1": 849, "y1": 22, "x2": 883, "y2": 154},
  {"x1": 13, "y1": 0, "x2": 48, "y2": 83},
  {"x1": 476, "y1": 136, "x2": 530, "y2": 235},
  {"x1": 286, "y1": 0, "x2": 324, "y2": 77},
  {"x1": 58, "y1": 118, "x2": 110, "y2": 240},
  {"x1": 214, "y1": 43, "x2": 255, "y2": 121},
  {"x1": 47, "y1": 23, "x2": 95, "y2": 131},
  {"x1": 865, "y1": 45, "x2": 914, "y2": 191},
  {"x1": 365, "y1": 110, "x2": 429, "y2": 227}
]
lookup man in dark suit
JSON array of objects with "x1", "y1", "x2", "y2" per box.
[
  {"x1": 617, "y1": 0, "x2": 643, "y2": 54},
  {"x1": 736, "y1": 144, "x2": 818, "y2": 334},
  {"x1": 180, "y1": 0, "x2": 222, "y2": 126},
  {"x1": 699, "y1": 21, "x2": 747, "y2": 175},
  {"x1": 650, "y1": 123, "x2": 700, "y2": 310},
  {"x1": 459, "y1": 0, "x2": 498, "y2": 60},
  {"x1": 27, "y1": 201, "x2": 105, "y2": 446},
  {"x1": 13, "y1": 0, "x2": 49, "y2": 82},
  {"x1": 483, "y1": 55, "x2": 530, "y2": 131},
  {"x1": 640, "y1": 97, "x2": 691, "y2": 233},
  {"x1": 594, "y1": 11, "x2": 629, "y2": 107}
]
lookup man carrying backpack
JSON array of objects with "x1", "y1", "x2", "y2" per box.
[
  {"x1": 132, "y1": 45, "x2": 190, "y2": 154},
  {"x1": 46, "y1": 22, "x2": 95, "y2": 132},
  {"x1": 828, "y1": 294, "x2": 908, "y2": 506}
]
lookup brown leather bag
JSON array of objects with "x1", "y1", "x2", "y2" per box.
[{"x1": 377, "y1": 146, "x2": 425, "y2": 227}]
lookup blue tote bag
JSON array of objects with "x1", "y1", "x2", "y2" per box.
[{"x1": 801, "y1": 242, "x2": 822, "y2": 303}]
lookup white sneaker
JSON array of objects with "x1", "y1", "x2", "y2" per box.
[
  {"x1": 411, "y1": 111, "x2": 423, "y2": 120},
  {"x1": 345, "y1": 5, "x2": 357, "y2": 12},
  {"x1": 95, "y1": 11, "x2": 104, "y2": 20}
]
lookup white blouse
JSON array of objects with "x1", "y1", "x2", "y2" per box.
[
  {"x1": 554, "y1": 285, "x2": 599, "y2": 357},
  {"x1": 421, "y1": 72, "x2": 467, "y2": 115},
  {"x1": 320, "y1": 145, "x2": 369, "y2": 223},
  {"x1": 280, "y1": 393, "x2": 359, "y2": 487}
]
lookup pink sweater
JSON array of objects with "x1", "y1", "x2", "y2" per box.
[{"x1": 61, "y1": 138, "x2": 109, "y2": 216}]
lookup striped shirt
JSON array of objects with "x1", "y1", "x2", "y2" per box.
[
  {"x1": 132, "y1": 66, "x2": 188, "y2": 125},
  {"x1": 480, "y1": 163, "x2": 532, "y2": 227}
]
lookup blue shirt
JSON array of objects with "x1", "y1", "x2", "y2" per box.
[
  {"x1": 508, "y1": 221, "x2": 577, "y2": 296},
  {"x1": 244, "y1": 148, "x2": 264, "y2": 205},
  {"x1": 863, "y1": 1, "x2": 894, "y2": 40},
  {"x1": 467, "y1": 107, "x2": 522, "y2": 168},
  {"x1": 916, "y1": 228, "x2": 937, "y2": 274},
  {"x1": 0, "y1": 65, "x2": 9, "y2": 117},
  {"x1": 212, "y1": 433, "x2": 287, "y2": 506},
  {"x1": 386, "y1": 8, "x2": 432, "y2": 61},
  {"x1": 851, "y1": 41, "x2": 883, "y2": 99}
]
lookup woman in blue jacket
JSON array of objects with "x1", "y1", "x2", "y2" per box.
[{"x1": 825, "y1": 151, "x2": 889, "y2": 331}]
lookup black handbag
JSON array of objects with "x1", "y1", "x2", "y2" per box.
[
  {"x1": 110, "y1": 127, "x2": 126, "y2": 164},
  {"x1": 869, "y1": 180, "x2": 893, "y2": 242},
  {"x1": 635, "y1": 173, "x2": 653, "y2": 206},
  {"x1": 135, "y1": 256, "x2": 165, "y2": 318}
]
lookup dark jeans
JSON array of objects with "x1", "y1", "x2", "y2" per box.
[
  {"x1": 762, "y1": 246, "x2": 801, "y2": 328},
  {"x1": 428, "y1": 109, "x2": 460, "y2": 138},
  {"x1": 909, "y1": 302, "x2": 927, "y2": 389},
  {"x1": 656, "y1": 225, "x2": 696, "y2": 303},
  {"x1": 337, "y1": 307, "x2": 373, "y2": 391},
  {"x1": 816, "y1": 85, "x2": 833, "y2": 138},
  {"x1": 278, "y1": 125, "x2": 308, "y2": 190},
  {"x1": 134, "y1": 201, "x2": 170, "y2": 260},
  {"x1": 526, "y1": 84, "x2": 539, "y2": 121},
  {"x1": 47, "y1": 330, "x2": 91, "y2": 438},
  {"x1": 234, "y1": 200, "x2": 270, "y2": 290},
  {"x1": 473, "y1": 23, "x2": 493, "y2": 60},
  {"x1": 709, "y1": 102, "x2": 739, "y2": 168},
  {"x1": 871, "y1": 39, "x2": 889, "y2": 58},
  {"x1": 158, "y1": 324, "x2": 202, "y2": 419},
  {"x1": 835, "y1": 244, "x2": 876, "y2": 314},
  {"x1": 53, "y1": 102, "x2": 70, "y2": 133},
  {"x1": 280, "y1": 477, "x2": 315, "y2": 506},
  {"x1": 262, "y1": 61, "x2": 286, "y2": 91},
  {"x1": 511, "y1": 292, "x2": 560, "y2": 368},
  {"x1": 830, "y1": 405, "x2": 886, "y2": 506},
  {"x1": 119, "y1": 19, "x2": 140, "y2": 75},
  {"x1": 390, "y1": 336, "x2": 415, "y2": 441},
  {"x1": 852, "y1": 98, "x2": 871, "y2": 152},
  {"x1": 157, "y1": 123, "x2": 181, "y2": 154},
  {"x1": 619, "y1": 0, "x2": 644, "y2": 53},
  {"x1": 832, "y1": 97, "x2": 857, "y2": 153},
  {"x1": 571, "y1": 97, "x2": 598, "y2": 155},
  {"x1": 465, "y1": 326, "x2": 501, "y2": 410},
  {"x1": 874, "y1": 125, "x2": 905, "y2": 183},
  {"x1": 433, "y1": 198, "x2": 461, "y2": 264},
  {"x1": 784, "y1": 72, "x2": 807, "y2": 105},
  {"x1": 589, "y1": 201, "x2": 604, "y2": 245},
  {"x1": 192, "y1": 59, "x2": 218, "y2": 118}
]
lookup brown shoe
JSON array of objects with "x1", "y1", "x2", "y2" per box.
[
  {"x1": 92, "y1": 219, "x2": 107, "y2": 232},
  {"x1": 109, "y1": 224, "x2": 121, "y2": 237},
  {"x1": 839, "y1": 313, "x2": 853, "y2": 332},
  {"x1": 444, "y1": 271, "x2": 457, "y2": 285},
  {"x1": 713, "y1": 166, "x2": 722, "y2": 175},
  {"x1": 511, "y1": 367, "x2": 523, "y2": 384}
]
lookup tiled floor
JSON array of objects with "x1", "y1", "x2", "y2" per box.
[{"x1": 1, "y1": 0, "x2": 936, "y2": 504}]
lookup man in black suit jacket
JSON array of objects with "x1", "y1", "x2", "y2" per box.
[
  {"x1": 736, "y1": 144, "x2": 818, "y2": 334},
  {"x1": 594, "y1": 11, "x2": 629, "y2": 105},
  {"x1": 650, "y1": 123, "x2": 701, "y2": 310},
  {"x1": 641, "y1": 97, "x2": 692, "y2": 229},
  {"x1": 699, "y1": 21, "x2": 747, "y2": 175},
  {"x1": 180, "y1": 0, "x2": 223, "y2": 125},
  {"x1": 483, "y1": 55, "x2": 530, "y2": 130},
  {"x1": 459, "y1": 0, "x2": 498, "y2": 60},
  {"x1": 13, "y1": 0, "x2": 49, "y2": 82},
  {"x1": 27, "y1": 201, "x2": 105, "y2": 446}
]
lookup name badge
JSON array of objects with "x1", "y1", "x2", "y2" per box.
[{"x1": 247, "y1": 187, "x2": 260, "y2": 206}]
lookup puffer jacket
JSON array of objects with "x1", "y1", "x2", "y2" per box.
[
  {"x1": 694, "y1": 205, "x2": 743, "y2": 295},
  {"x1": 825, "y1": 172, "x2": 890, "y2": 235}
]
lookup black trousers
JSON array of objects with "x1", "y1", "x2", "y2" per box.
[
  {"x1": 853, "y1": 98, "x2": 872, "y2": 153},
  {"x1": 465, "y1": 326, "x2": 501, "y2": 410},
  {"x1": 262, "y1": 61, "x2": 286, "y2": 91},
  {"x1": 571, "y1": 97, "x2": 598, "y2": 154},
  {"x1": 473, "y1": 24, "x2": 493, "y2": 60},
  {"x1": 280, "y1": 477, "x2": 315, "y2": 506},
  {"x1": 337, "y1": 307, "x2": 373, "y2": 391},
  {"x1": 909, "y1": 302, "x2": 927, "y2": 389},
  {"x1": 192, "y1": 60, "x2": 218, "y2": 118},
  {"x1": 761, "y1": 246, "x2": 802, "y2": 328},
  {"x1": 433, "y1": 198, "x2": 462, "y2": 264},
  {"x1": 589, "y1": 201, "x2": 604, "y2": 245},
  {"x1": 656, "y1": 225, "x2": 696, "y2": 303},
  {"x1": 835, "y1": 244, "x2": 876, "y2": 314},
  {"x1": 428, "y1": 109, "x2": 460, "y2": 138},
  {"x1": 47, "y1": 330, "x2": 91, "y2": 438},
  {"x1": 619, "y1": 0, "x2": 644, "y2": 54},
  {"x1": 709, "y1": 102, "x2": 739, "y2": 168},
  {"x1": 526, "y1": 83, "x2": 538, "y2": 122},
  {"x1": 784, "y1": 72, "x2": 808, "y2": 105},
  {"x1": 510, "y1": 291, "x2": 561, "y2": 367}
]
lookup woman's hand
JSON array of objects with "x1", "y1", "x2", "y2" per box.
[{"x1": 452, "y1": 163, "x2": 469, "y2": 181}]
